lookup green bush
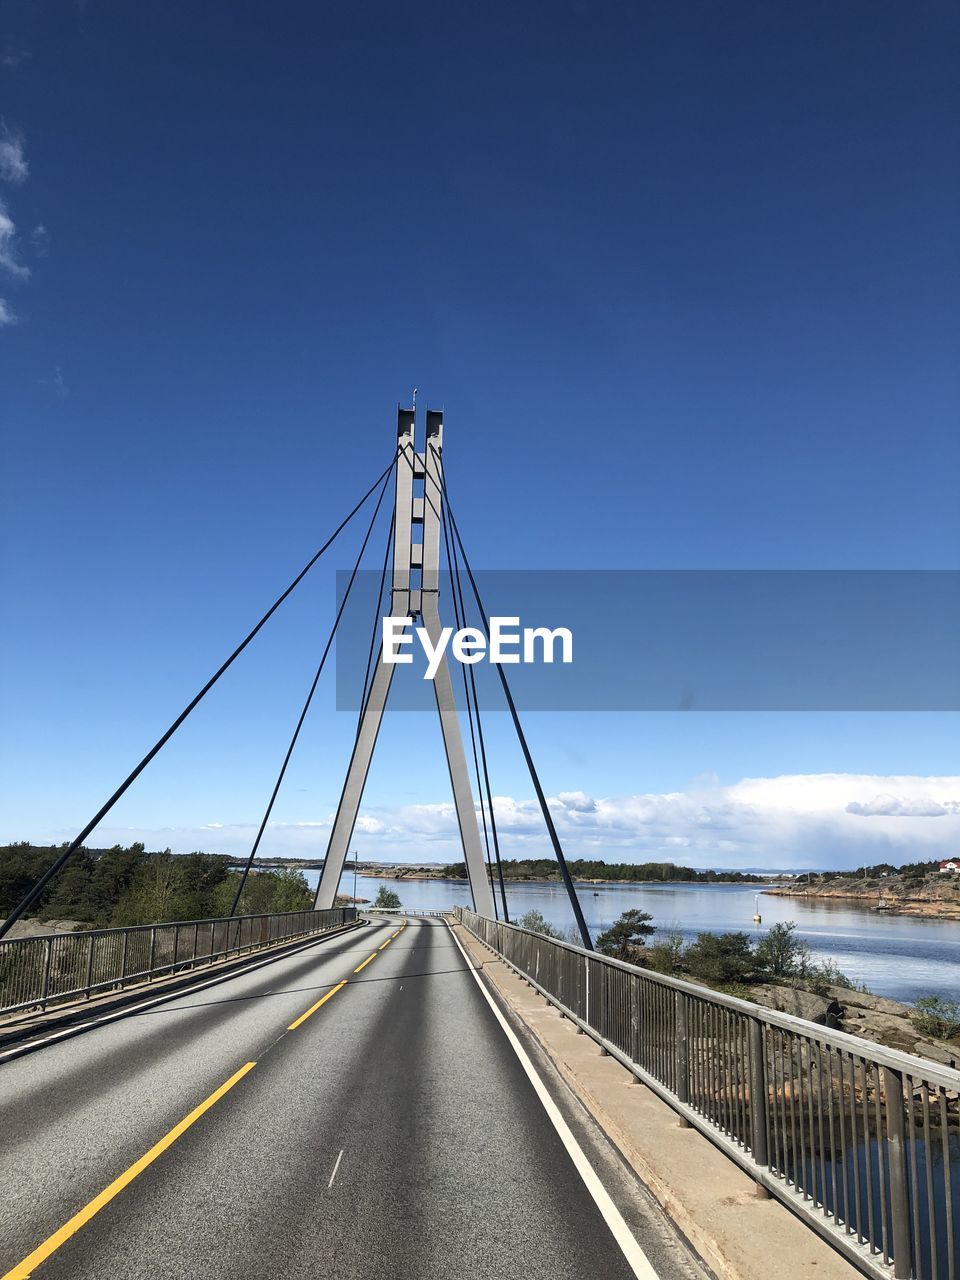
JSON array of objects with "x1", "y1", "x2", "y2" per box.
[
  {"x1": 645, "y1": 930, "x2": 684, "y2": 975},
  {"x1": 515, "y1": 910, "x2": 564, "y2": 940},
  {"x1": 755, "y1": 922, "x2": 810, "y2": 979},
  {"x1": 912, "y1": 996, "x2": 960, "y2": 1040},
  {"x1": 374, "y1": 886, "x2": 402, "y2": 910},
  {"x1": 684, "y1": 931, "x2": 761, "y2": 984},
  {"x1": 804, "y1": 960, "x2": 856, "y2": 995}
]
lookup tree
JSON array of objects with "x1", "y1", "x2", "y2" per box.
[
  {"x1": 645, "y1": 930, "x2": 685, "y2": 975},
  {"x1": 595, "y1": 909, "x2": 655, "y2": 961},
  {"x1": 755, "y1": 921, "x2": 810, "y2": 979},
  {"x1": 516, "y1": 909, "x2": 564, "y2": 940},
  {"x1": 374, "y1": 886, "x2": 401, "y2": 909},
  {"x1": 271, "y1": 867, "x2": 313, "y2": 913},
  {"x1": 684, "y1": 931, "x2": 760, "y2": 985}
]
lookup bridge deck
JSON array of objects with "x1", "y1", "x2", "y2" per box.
[{"x1": 0, "y1": 917, "x2": 699, "y2": 1280}]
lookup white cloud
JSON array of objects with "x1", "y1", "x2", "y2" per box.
[
  {"x1": 0, "y1": 198, "x2": 29, "y2": 279},
  {"x1": 0, "y1": 126, "x2": 27, "y2": 183},
  {"x1": 846, "y1": 794, "x2": 958, "y2": 818},
  {"x1": 0, "y1": 297, "x2": 16, "y2": 326},
  {"x1": 75, "y1": 773, "x2": 960, "y2": 870}
]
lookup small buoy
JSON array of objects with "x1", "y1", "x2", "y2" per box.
[{"x1": 753, "y1": 913, "x2": 762, "y2": 924}]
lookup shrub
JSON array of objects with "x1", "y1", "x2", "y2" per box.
[
  {"x1": 516, "y1": 909, "x2": 564, "y2": 940},
  {"x1": 684, "y1": 931, "x2": 761, "y2": 984},
  {"x1": 755, "y1": 921, "x2": 810, "y2": 979},
  {"x1": 374, "y1": 886, "x2": 401, "y2": 909},
  {"x1": 912, "y1": 996, "x2": 960, "y2": 1041},
  {"x1": 645, "y1": 930, "x2": 685, "y2": 975},
  {"x1": 805, "y1": 960, "x2": 856, "y2": 995}
]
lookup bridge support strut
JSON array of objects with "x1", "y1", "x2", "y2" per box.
[{"x1": 314, "y1": 408, "x2": 496, "y2": 917}]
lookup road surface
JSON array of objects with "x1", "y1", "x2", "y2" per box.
[{"x1": 0, "y1": 917, "x2": 704, "y2": 1279}]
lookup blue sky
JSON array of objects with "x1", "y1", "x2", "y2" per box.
[{"x1": 1, "y1": 1, "x2": 958, "y2": 871}]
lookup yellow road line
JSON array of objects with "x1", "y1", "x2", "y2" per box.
[
  {"x1": 353, "y1": 951, "x2": 378, "y2": 973},
  {"x1": 287, "y1": 980, "x2": 347, "y2": 1030},
  {"x1": 379, "y1": 937, "x2": 393, "y2": 950},
  {"x1": 2, "y1": 1061, "x2": 257, "y2": 1280}
]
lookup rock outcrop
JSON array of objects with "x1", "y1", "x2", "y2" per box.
[{"x1": 747, "y1": 982, "x2": 959, "y2": 1070}]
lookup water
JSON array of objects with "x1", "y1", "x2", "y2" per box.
[{"x1": 308, "y1": 873, "x2": 960, "y2": 1005}]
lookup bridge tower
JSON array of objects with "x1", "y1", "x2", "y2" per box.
[{"x1": 314, "y1": 408, "x2": 496, "y2": 916}]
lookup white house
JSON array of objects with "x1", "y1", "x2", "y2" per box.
[{"x1": 938, "y1": 859, "x2": 960, "y2": 874}]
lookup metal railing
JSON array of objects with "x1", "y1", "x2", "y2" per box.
[
  {"x1": 456, "y1": 908, "x2": 960, "y2": 1280},
  {"x1": 0, "y1": 907, "x2": 358, "y2": 1018},
  {"x1": 364, "y1": 907, "x2": 449, "y2": 917}
]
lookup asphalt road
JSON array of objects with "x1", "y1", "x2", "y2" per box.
[{"x1": 0, "y1": 917, "x2": 704, "y2": 1280}]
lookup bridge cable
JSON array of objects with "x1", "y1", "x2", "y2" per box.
[
  {"x1": 0, "y1": 456, "x2": 398, "y2": 942},
  {"x1": 437, "y1": 482, "x2": 499, "y2": 919},
  {"x1": 229, "y1": 461, "x2": 396, "y2": 915},
  {"x1": 441, "y1": 494, "x2": 510, "y2": 922},
  {"x1": 426, "y1": 443, "x2": 593, "y2": 950},
  {"x1": 356, "y1": 506, "x2": 396, "y2": 738}
]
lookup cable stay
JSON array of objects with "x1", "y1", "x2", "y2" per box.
[
  {"x1": 437, "y1": 484, "x2": 499, "y2": 920},
  {"x1": 230, "y1": 461, "x2": 396, "y2": 915},
  {"x1": 424, "y1": 442, "x2": 593, "y2": 951},
  {"x1": 0, "y1": 455, "x2": 398, "y2": 942},
  {"x1": 356, "y1": 507, "x2": 395, "y2": 738},
  {"x1": 441, "y1": 493, "x2": 509, "y2": 921}
]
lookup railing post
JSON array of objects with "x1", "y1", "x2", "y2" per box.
[
  {"x1": 629, "y1": 974, "x2": 641, "y2": 1073},
  {"x1": 675, "y1": 990, "x2": 689, "y2": 1105},
  {"x1": 119, "y1": 930, "x2": 129, "y2": 982},
  {"x1": 749, "y1": 1017, "x2": 770, "y2": 1182},
  {"x1": 41, "y1": 937, "x2": 53, "y2": 1008},
  {"x1": 882, "y1": 1066, "x2": 912, "y2": 1279},
  {"x1": 148, "y1": 926, "x2": 156, "y2": 979},
  {"x1": 84, "y1": 933, "x2": 95, "y2": 998}
]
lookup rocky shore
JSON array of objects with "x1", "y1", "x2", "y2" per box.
[
  {"x1": 747, "y1": 982, "x2": 959, "y2": 1069},
  {"x1": 765, "y1": 875, "x2": 960, "y2": 921}
]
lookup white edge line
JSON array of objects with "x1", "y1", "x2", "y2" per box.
[
  {"x1": 446, "y1": 922, "x2": 660, "y2": 1280},
  {"x1": 328, "y1": 1148, "x2": 345, "y2": 1189}
]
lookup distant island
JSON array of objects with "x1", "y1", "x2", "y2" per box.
[
  {"x1": 764, "y1": 861, "x2": 960, "y2": 921},
  {"x1": 427, "y1": 858, "x2": 768, "y2": 884}
]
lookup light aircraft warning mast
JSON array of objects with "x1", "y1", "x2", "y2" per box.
[{"x1": 313, "y1": 407, "x2": 496, "y2": 916}]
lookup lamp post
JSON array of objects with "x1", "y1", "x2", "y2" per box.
[{"x1": 352, "y1": 850, "x2": 358, "y2": 906}]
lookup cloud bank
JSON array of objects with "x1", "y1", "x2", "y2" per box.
[{"x1": 80, "y1": 773, "x2": 960, "y2": 869}]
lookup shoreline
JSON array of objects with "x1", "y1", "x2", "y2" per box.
[
  {"x1": 358, "y1": 873, "x2": 780, "y2": 887},
  {"x1": 764, "y1": 886, "x2": 960, "y2": 922}
]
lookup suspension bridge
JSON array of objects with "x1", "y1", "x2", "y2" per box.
[{"x1": 0, "y1": 408, "x2": 956, "y2": 1280}]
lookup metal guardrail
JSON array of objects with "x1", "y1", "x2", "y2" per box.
[
  {"x1": 0, "y1": 907, "x2": 358, "y2": 1018},
  {"x1": 364, "y1": 908, "x2": 449, "y2": 917},
  {"x1": 455, "y1": 908, "x2": 960, "y2": 1280}
]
